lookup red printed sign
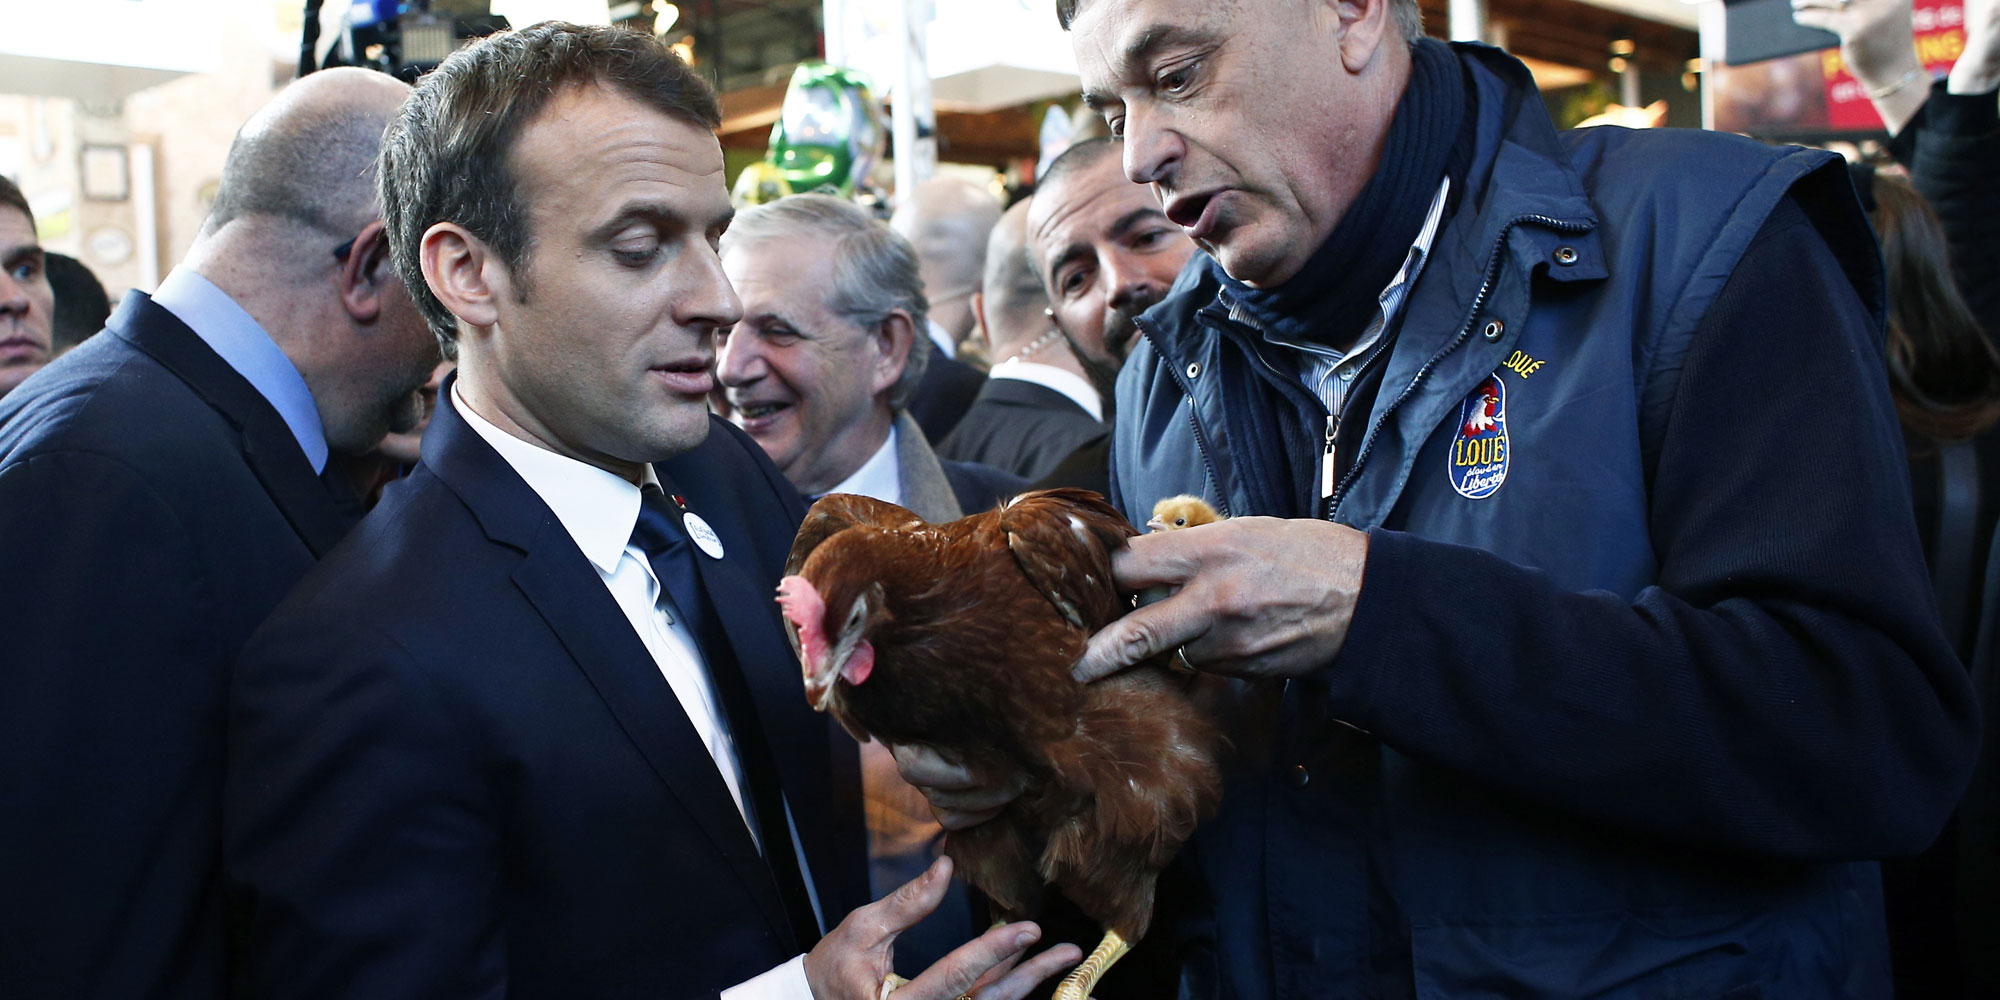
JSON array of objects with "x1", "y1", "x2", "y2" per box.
[{"x1": 1821, "y1": 0, "x2": 1967, "y2": 130}]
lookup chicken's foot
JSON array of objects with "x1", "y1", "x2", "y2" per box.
[
  {"x1": 1052, "y1": 929, "x2": 1130, "y2": 1000},
  {"x1": 880, "y1": 973, "x2": 908, "y2": 999}
]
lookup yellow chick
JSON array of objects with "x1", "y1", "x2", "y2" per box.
[{"x1": 1147, "y1": 495, "x2": 1224, "y2": 533}]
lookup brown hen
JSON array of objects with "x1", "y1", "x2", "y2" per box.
[{"x1": 776, "y1": 488, "x2": 1222, "y2": 1000}]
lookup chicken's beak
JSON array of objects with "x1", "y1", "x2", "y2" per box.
[
  {"x1": 1146, "y1": 514, "x2": 1167, "y2": 532},
  {"x1": 804, "y1": 661, "x2": 837, "y2": 713},
  {"x1": 800, "y1": 639, "x2": 842, "y2": 713},
  {"x1": 804, "y1": 638, "x2": 873, "y2": 712}
]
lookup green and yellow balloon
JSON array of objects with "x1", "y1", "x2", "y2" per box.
[{"x1": 736, "y1": 61, "x2": 887, "y2": 206}]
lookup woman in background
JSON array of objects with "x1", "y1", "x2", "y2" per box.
[
  {"x1": 1866, "y1": 169, "x2": 2000, "y2": 654},
  {"x1": 1861, "y1": 165, "x2": 2000, "y2": 999}
]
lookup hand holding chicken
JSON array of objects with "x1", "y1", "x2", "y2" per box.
[
  {"x1": 1073, "y1": 514, "x2": 1370, "y2": 684},
  {"x1": 800, "y1": 856, "x2": 1079, "y2": 1000}
]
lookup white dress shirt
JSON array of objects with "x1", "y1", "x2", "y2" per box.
[
  {"x1": 824, "y1": 424, "x2": 902, "y2": 505},
  {"x1": 452, "y1": 386, "x2": 814, "y2": 999},
  {"x1": 924, "y1": 317, "x2": 958, "y2": 360}
]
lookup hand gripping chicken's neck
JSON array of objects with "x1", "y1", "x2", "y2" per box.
[{"x1": 775, "y1": 574, "x2": 874, "y2": 712}]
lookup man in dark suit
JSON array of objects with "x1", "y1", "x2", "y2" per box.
[
  {"x1": 226, "y1": 24, "x2": 1075, "y2": 1000},
  {"x1": 940, "y1": 201, "x2": 1105, "y2": 483},
  {"x1": 1017, "y1": 138, "x2": 1201, "y2": 497},
  {"x1": 0, "y1": 69, "x2": 437, "y2": 998}
]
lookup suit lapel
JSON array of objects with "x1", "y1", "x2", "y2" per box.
[
  {"x1": 110, "y1": 292, "x2": 351, "y2": 555},
  {"x1": 893, "y1": 412, "x2": 965, "y2": 523},
  {"x1": 508, "y1": 536, "x2": 798, "y2": 945},
  {"x1": 422, "y1": 389, "x2": 797, "y2": 946}
]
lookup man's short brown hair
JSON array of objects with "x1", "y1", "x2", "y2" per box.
[
  {"x1": 380, "y1": 21, "x2": 722, "y2": 351},
  {"x1": 0, "y1": 175, "x2": 34, "y2": 231}
]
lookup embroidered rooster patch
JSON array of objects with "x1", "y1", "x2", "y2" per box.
[{"x1": 1449, "y1": 375, "x2": 1510, "y2": 499}]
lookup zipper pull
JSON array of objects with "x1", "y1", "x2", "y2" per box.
[{"x1": 1320, "y1": 413, "x2": 1338, "y2": 502}]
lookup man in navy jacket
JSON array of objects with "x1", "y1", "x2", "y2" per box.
[
  {"x1": 900, "y1": 0, "x2": 1981, "y2": 996},
  {"x1": 225, "y1": 23, "x2": 1078, "y2": 1000},
  {"x1": 0, "y1": 68, "x2": 437, "y2": 998}
]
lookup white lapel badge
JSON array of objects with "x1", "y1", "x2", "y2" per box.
[{"x1": 683, "y1": 511, "x2": 725, "y2": 560}]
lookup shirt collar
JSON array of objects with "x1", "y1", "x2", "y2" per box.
[
  {"x1": 825, "y1": 422, "x2": 902, "y2": 505},
  {"x1": 1249, "y1": 175, "x2": 1452, "y2": 364},
  {"x1": 152, "y1": 267, "x2": 330, "y2": 473},
  {"x1": 986, "y1": 360, "x2": 1103, "y2": 421},
  {"x1": 925, "y1": 318, "x2": 958, "y2": 360},
  {"x1": 450, "y1": 382, "x2": 658, "y2": 574}
]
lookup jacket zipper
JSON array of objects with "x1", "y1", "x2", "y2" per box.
[
  {"x1": 1318, "y1": 334, "x2": 1396, "y2": 515},
  {"x1": 1192, "y1": 301, "x2": 1341, "y2": 518},
  {"x1": 1321, "y1": 413, "x2": 1338, "y2": 501},
  {"x1": 1325, "y1": 214, "x2": 1593, "y2": 518}
]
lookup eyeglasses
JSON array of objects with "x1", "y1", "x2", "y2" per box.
[{"x1": 332, "y1": 237, "x2": 357, "y2": 262}]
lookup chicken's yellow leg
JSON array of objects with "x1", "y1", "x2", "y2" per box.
[
  {"x1": 880, "y1": 974, "x2": 908, "y2": 999},
  {"x1": 1052, "y1": 929, "x2": 1130, "y2": 1000}
]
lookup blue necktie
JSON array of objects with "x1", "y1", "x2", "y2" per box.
[{"x1": 629, "y1": 483, "x2": 821, "y2": 946}]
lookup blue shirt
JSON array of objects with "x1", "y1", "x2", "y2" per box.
[{"x1": 151, "y1": 268, "x2": 328, "y2": 474}]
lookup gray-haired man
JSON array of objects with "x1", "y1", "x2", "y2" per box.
[
  {"x1": 716, "y1": 193, "x2": 1025, "y2": 522},
  {"x1": 900, "y1": 0, "x2": 1978, "y2": 995}
]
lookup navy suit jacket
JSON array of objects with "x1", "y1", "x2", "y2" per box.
[
  {"x1": 0, "y1": 292, "x2": 352, "y2": 998},
  {"x1": 225, "y1": 386, "x2": 870, "y2": 999}
]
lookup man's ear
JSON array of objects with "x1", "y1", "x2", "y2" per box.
[
  {"x1": 1333, "y1": 0, "x2": 1395, "y2": 74},
  {"x1": 420, "y1": 221, "x2": 504, "y2": 332},
  {"x1": 336, "y1": 220, "x2": 390, "y2": 323},
  {"x1": 870, "y1": 309, "x2": 917, "y2": 398},
  {"x1": 968, "y1": 291, "x2": 993, "y2": 358}
]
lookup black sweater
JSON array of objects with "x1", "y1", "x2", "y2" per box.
[{"x1": 1891, "y1": 80, "x2": 2000, "y2": 340}]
